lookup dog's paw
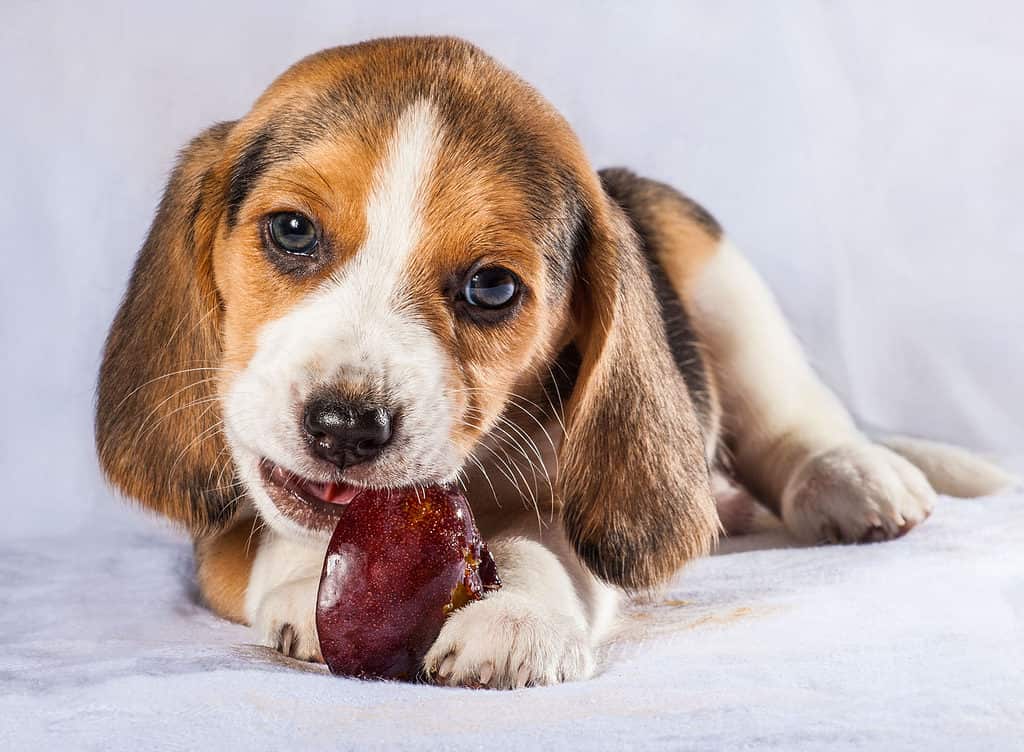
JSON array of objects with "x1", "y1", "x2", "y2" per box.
[
  {"x1": 252, "y1": 577, "x2": 323, "y2": 663},
  {"x1": 782, "y1": 442, "x2": 935, "y2": 544},
  {"x1": 423, "y1": 592, "x2": 593, "y2": 689}
]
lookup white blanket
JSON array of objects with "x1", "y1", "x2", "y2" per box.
[
  {"x1": 3, "y1": 3, "x2": 1023, "y2": 749},
  {"x1": 3, "y1": 491, "x2": 1021, "y2": 751}
]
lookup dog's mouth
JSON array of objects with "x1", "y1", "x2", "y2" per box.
[{"x1": 259, "y1": 460, "x2": 363, "y2": 533}]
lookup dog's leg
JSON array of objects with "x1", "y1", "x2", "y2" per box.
[
  {"x1": 423, "y1": 514, "x2": 619, "y2": 689},
  {"x1": 194, "y1": 516, "x2": 262, "y2": 625},
  {"x1": 236, "y1": 511, "x2": 619, "y2": 680},
  {"x1": 689, "y1": 241, "x2": 935, "y2": 543},
  {"x1": 239, "y1": 514, "x2": 617, "y2": 680},
  {"x1": 243, "y1": 529, "x2": 325, "y2": 662},
  {"x1": 196, "y1": 516, "x2": 326, "y2": 661}
]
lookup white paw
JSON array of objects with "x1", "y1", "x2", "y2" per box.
[
  {"x1": 252, "y1": 577, "x2": 323, "y2": 663},
  {"x1": 782, "y1": 442, "x2": 936, "y2": 544},
  {"x1": 423, "y1": 592, "x2": 594, "y2": 689}
]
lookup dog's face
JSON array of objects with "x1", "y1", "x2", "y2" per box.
[
  {"x1": 97, "y1": 37, "x2": 716, "y2": 588},
  {"x1": 213, "y1": 54, "x2": 585, "y2": 539}
]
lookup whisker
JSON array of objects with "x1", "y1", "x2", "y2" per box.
[
  {"x1": 488, "y1": 418, "x2": 545, "y2": 494},
  {"x1": 494, "y1": 414, "x2": 553, "y2": 497},
  {"x1": 479, "y1": 427, "x2": 542, "y2": 528},
  {"x1": 165, "y1": 419, "x2": 225, "y2": 495},
  {"x1": 165, "y1": 302, "x2": 220, "y2": 352},
  {"x1": 457, "y1": 426, "x2": 528, "y2": 505},
  {"x1": 207, "y1": 444, "x2": 235, "y2": 490},
  {"x1": 104, "y1": 366, "x2": 229, "y2": 424},
  {"x1": 463, "y1": 451, "x2": 500, "y2": 508},
  {"x1": 135, "y1": 393, "x2": 224, "y2": 448},
  {"x1": 261, "y1": 175, "x2": 333, "y2": 213},
  {"x1": 245, "y1": 516, "x2": 264, "y2": 557},
  {"x1": 295, "y1": 152, "x2": 333, "y2": 196},
  {"x1": 127, "y1": 379, "x2": 222, "y2": 449}
]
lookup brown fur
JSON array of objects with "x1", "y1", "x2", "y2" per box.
[
  {"x1": 214, "y1": 131, "x2": 385, "y2": 372},
  {"x1": 557, "y1": 193, "x2": 719, "y2": 589},
  {"x1": 95, "y1": 121, "x2": 237, "y2": 534},
  {"x1": 600, "y1": 168, "x2": 722, "y2": 295},
  {"x1": 96, "y1": 36, "x2": 723, "y2": 601},
  {"x1": 411, "y1": 158, "x2": 574, "y2": 454},
  {"x1": 194, "y1": 517, "x2": 262, "y2": 624},
  {"x1": 599, "y1": 168, "x2": 723, "y2": 445}
]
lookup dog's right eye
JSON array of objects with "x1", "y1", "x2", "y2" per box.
[{"x1": 266, "y1": 212, "x2": 319, "y2": 256}]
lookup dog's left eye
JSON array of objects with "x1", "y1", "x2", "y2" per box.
[
  {"x1": 267, "y1": 212, "x2": 319, "y2": 256},
  {"x1": 464, "y1": 267, "x2": 520, "y2": 309}
]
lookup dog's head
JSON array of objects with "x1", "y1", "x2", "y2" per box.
[{"x1": 96, "y1": 37, "x2": 715, "y2": 589}]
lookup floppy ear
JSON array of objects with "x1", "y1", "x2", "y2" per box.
[
  {"x1": 96, "y1": 122, "x2": 238, "y2": 535},
  {"x1": 558, "y1": 194, "x2": 719, "y2": 590}
]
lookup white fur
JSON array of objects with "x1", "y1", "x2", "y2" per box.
[
  {"x1": 425, "y1": 576, "x2": 592, "y2": 686},
  {"x1": 244, "y1": 512, "x2": 619, "y2": 682},
  {"x1": 223, "y1": 100, "x2": 459, "y2": 544},
  {"x1": 782, "y1": 443, "x2": 935, "y2": 542},
  {"x1": 424, "y1": 522, "x2": 619, "y2": 688},
  {"x1": 691, "y1": 241, "x2": 935, "y2": 542},
  {"x1": 882, "y1": 435, "x2": 1020, "y2": 497},
  {"x1": 245, "y1": 530, "x2": 324, "y2": 661}
]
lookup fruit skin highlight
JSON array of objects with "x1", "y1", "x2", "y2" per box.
[{"x1": 316, "y1": 485, "x2": 501, "y2": 680}]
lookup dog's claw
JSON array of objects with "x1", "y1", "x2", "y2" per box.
[{"x1": 478, "y1": 662, "x2": 494, "y2": 686}]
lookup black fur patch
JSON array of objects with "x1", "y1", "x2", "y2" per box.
[
  {"x1": 643, "y1": 249, "x2": 713, "y2": 426},
  {"x1": 226, "y1": 128, "x2": 276, "y2": 228},
  {"x1": 185, "y1": 471, "x2": 242, "y2": 531},
  {"x1": 601, "y1": 167, "x2": 722, "y2": 240}
]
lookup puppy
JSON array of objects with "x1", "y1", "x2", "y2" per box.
[{"x1": 95, "y1": 36, "x2": 1014, "y2": 688}]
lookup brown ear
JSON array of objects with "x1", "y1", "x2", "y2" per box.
[
  {"x1": 96, "y1": 122, "x2": 237, "y2": 535},
  {"x1": 558, "y1": 194, "x2": 719, "y2": 590}
]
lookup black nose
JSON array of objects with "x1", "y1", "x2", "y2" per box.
[{"x1": 302, "y1": 398, "x2": 393, "y2": 469}]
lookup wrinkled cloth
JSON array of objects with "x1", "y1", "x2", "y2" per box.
[
  {"x1": 3, "y1": 2, "x2": 1024, "y2": 749},
  {"x1": 2, "y1": 492, "x2": 1021, "y2": 751}
]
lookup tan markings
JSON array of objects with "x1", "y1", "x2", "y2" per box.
[
  {"x1": 646, "y1": 207, "x2": 721, "y2": 301},
  {"x1": 600, "y1": 167, "x2": 722, "y2": 302},
  {"x1": 215, "y1": 36, "x2": 592, "y2": 463},
  {"x1": 214, "y1": 36, "x2": 586, "y2": 414},
  {"x1": 195, "y1": 517, "x2": 262, "y2": 624},
  {"x1": 214, "y1": 132, "x2": 386, "y2": 373},
  {"x1": 410, "y1": 158, "x2": 568, "y2": 454}
]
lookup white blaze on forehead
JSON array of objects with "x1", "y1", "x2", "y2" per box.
[
  {"x1": 223, "y1": 98, "x2": 457, "y2": 529},
  {"x1": 336, "y1": 98, "x2": 441, "y2": 298}
]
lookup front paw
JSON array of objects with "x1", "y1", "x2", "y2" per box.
[
  {"x1": 252, "y1": 577, "x2": 323, "y2": 663},
  {"x1": 423, "y1": 592, "x2": 594, "y2": 689},
  {"x1": 782, "y1": 442, "x2": 936, "y2": 544}
]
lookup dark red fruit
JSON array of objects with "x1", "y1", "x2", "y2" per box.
[{"x1": 316, "y1": 485, "x2": 500, "y2": 680}]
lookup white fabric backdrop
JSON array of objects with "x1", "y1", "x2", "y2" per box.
[
  {"x1": 2, "y1": 1, "x2": 1021, "y2": 537},
  {"x1": 3, "y1": 5, "x2": 1024, "y2": 751}
]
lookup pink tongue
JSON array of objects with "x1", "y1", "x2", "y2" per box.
[{"x1": 310, "y1": 481, "x2": 362, "y2": 505}]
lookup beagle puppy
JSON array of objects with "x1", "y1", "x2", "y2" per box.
[{"x1": 95, "y1": 36, "x2": 1013, "y2": 689}]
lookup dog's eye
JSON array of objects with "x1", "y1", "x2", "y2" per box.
[
  {"x1": 267, "y1": 212, "x2": 318, "y2": 256},
  {"x1": 464, "y1": 267, "x2": 519, "y2": 309}
]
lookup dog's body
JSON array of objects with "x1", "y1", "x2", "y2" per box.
[{"x1": 96, "y1": 37, "x2": 1014, "y2": 689}]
